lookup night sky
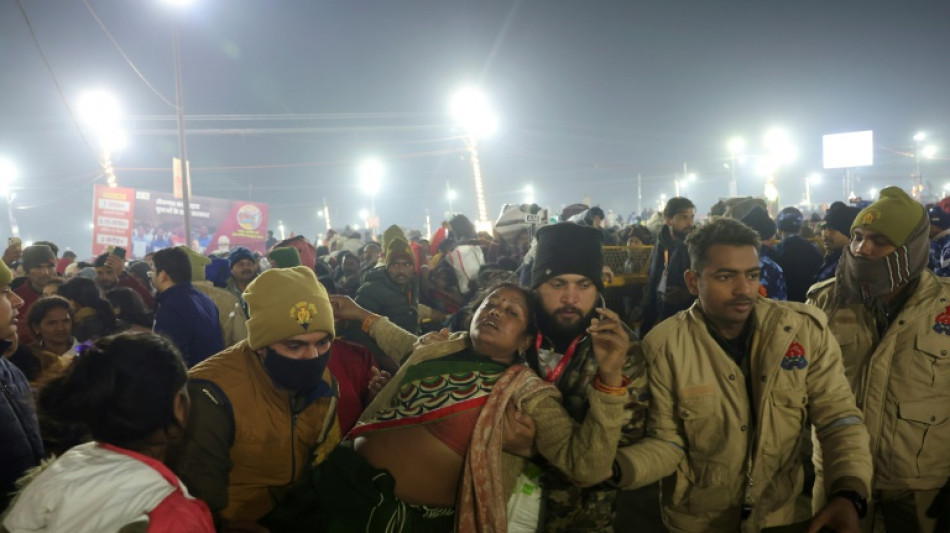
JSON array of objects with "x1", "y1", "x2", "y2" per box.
[{"x1": 1, "y1": 0, "x2": 948, "y2": 254}]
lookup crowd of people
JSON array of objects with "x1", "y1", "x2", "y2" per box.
[{"x1": 0, "y1": 185, "x2": 949, "y2": 532}]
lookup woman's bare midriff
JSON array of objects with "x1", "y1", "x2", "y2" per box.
[{"x1": 354, "y1": 424, "x2": 463, "y2": 507}]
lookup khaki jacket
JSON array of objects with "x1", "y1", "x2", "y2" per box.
[
  {"x1": 178, "y1": 341, "x2": 341, "y2": 523},
  {"x1": 807, "y1": 270, "x2": 950, "y2": 491},
  {"x1": 616, "y1": 298, "x2": 871, "y2": 532},
  {"x1": 193, "y1": 280, "x2": 248, "y2": 347}
]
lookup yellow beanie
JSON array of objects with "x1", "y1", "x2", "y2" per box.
[
  {"x1": 0, "y1": 258, "x2": 11, "y2": 287},
  {"x1": 179, "y1": 246, "x2": 210, "y2": 281},
  {"x1": 244, "y1": 266, "x2": 334, "y2": 350},
  {"x1": 852, "y1": 186, "x2": 925, "y2": 247}
]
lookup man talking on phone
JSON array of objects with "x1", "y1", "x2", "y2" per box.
[
  {"x1": 94, "y1": 248, "x2": 154, "y2": 308},
  {"x1": 520, "y1": 222, "x2": 649, "y2": 532}
]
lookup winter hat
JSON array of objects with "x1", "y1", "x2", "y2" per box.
[
  {"x1": 740, "y1": 206, "x2": 777, "y2": 241},
  {"x1": 244, "y1": 266, "x2": 334, "y2": 350},
  {"x1": 21, "y1": 245, "x2": 56, "y2": 271},
  {"x1": 382, "y1": 224, "x2": 413, "y2": 266},
  {"x1": 179, "y1": 246, "x2": 210, "y2": 281},
  {"x1": 852, "y1": 186, "x2": 925, "y2": 247},
  {"x1": 823, "y1": 202, "x2": 861, "y2": 237},
  {"x1": 205, "y1": 258, "x2": 231, "y2": 288},
  {"x1": 228, "y1": 246, "x2": 255, "y2": 269},
  {"x1": 531, "y1": 222, "x2": 605, "y2": 292},
  {"x1": 0, "y1": 256, "x2": 12, "y2": 287},
  {"x1": 928, "y1": 205, "x2": 950, "y2": 231},
  {"x1": 268, "y1": 246, "x2": 301, "y2": 268},
  {"x1": 776, "y1": 207, "x2": 804, "y2": 234}
]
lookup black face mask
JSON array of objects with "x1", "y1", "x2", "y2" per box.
[{"x1": 263, "y1": 347, "x2": 329, "y2": 393}]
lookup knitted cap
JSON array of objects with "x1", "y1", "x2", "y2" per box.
[
  {"x1": 179, "y1": 246, "x2": 210, "y2": 281},
  {"x1": 852, "y1": 186, "x2": 926, "y2": 246},
  {"x1": 740, "y1": 206, "x2": 777, "y2": 241},
  {"x1": 0, "y1": 257, "x2": 12, "y2": 287},
  {"x1": 929, "y1": 205, "x2": 950, "y2": 231},
  {"x1": 21, "y1": 245, "x2": 56, "y2": 271},
  {"x1": 531, "y1": 223, "x2": 604, "y2": 292},
  {"x1": 823, "y1": 201, "x2": 861, "y2": 236},
  {"x1": 382, "y1": 224, "x2": 413, "y2": 265},
  {"x1": 268, "y1": 246, "x2": 301, "y2": 268},
  {"x1": 228, "y1": 246, "x2": 255, "y2": 269},
  {"x1": 244, "y1": 266, "x2": 335, "y2": 350}
]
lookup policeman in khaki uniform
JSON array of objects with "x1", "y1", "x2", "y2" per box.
[
  {"x1": 171, "y1": 266, "x2": 341, "y2": 530},
  {"x1": 808, "y1": 186, "x2": 950, "y2": 532},
  {"x1": 614, "y1": 218, "x2": 872, "y2": 532}
]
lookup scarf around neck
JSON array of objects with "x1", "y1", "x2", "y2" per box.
[{"x1": 832, "y1": 213, "x2": 930, "y2": 311}]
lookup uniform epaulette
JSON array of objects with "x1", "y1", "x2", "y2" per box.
[{"x1": 805, "y1": 277, "x2": 837, "y2": 300}]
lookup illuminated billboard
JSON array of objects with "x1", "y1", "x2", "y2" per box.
[
  {"x1": 92, "y1": 185, "x2": 269, "y2": 258},
  {"x1": 822, "y1": 130, "x2": 874, "y2": 169}
]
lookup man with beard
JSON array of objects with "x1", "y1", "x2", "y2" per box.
[
  {"x1": 0, "y1": 258, "x2": 44, "y2": 513},
  {"x1": 170, "y1": 266, "x2": 342, "y2": 531},
  {"x1": 355, "y1": 225, "x2": 418, "y2": 334},
  {"x1": 808, "y1": 186, "x2": 950, "y2": 532},
  {"x1": 13, "y1": 244, "x2": 57, "y2": 344},
  {"x1": 226, "y1": 246, "x2": 258, "y2": 313},
  {"x1": 814, "y1": 202, "x2": 861, "y2": 284},
  {"x1": 524, "y1": 222, "x2": 649, "y2": 532},
  {"x1": 93, "y1": 251, "x2": 155, "y2": 309},
  {"x1": 639, "y1": 196, "x2": 696, "y2": 336},
  {"x1": 615, "y1": 218, "x2": 871, "y2": 532}
]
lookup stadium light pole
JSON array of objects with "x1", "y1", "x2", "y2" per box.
[
  {"x1": 450, "y1": 88, "x2": 497, "y2": 232},
  {"x1": 78, "y1": 90, "x2": 126, "y2": 188},
  {"x1": 727, "y1": 137, "x2": 746, "y2": 197},
  {"x1": 163, "y1": 0, "x2": 195, "y2": 248},
  {"x1": 0, "y1": 157, "x2": 19, "y2": 237},
  {"x1": 360, "y1": 159, "x2": 383, "y2": 239}
]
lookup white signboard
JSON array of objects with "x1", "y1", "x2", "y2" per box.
[{"x1": 823, "y1": 131, "x2": 874, "y2": 169}]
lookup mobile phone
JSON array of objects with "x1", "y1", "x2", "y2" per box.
[
  {"x1": 113, "y1": 247, "x2": 127, "y2": 259},
  {"x1": 598, "y1": 294, "x2": 607, "y2": 321}
]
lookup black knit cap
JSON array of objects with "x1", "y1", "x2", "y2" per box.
[
  {"x1": 531, "y1": 223, "x2": 604, "y2": 291},
  {"x1": 823, "y1": 201, "x2": 861, "y2": 236},
  {"x1": 740, "y1": 206, "x2": 776, "y2": 240}
]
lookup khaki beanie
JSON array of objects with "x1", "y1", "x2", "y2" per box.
[
  {"x1": 0, "y1": 258, "x2": 12, "y2": 287},
  {"x1": 381, "y1": 224, "x2": 412, "y2": 266},
  {"x1": 244, "y1": 266, "x2": 334, "y2": 349},
  {"x1": 852, "y1": 186, "x2": 925, "y2": 246},
  {"x1": 179, "y1": 246, "x2": 210, "y2": 281}
]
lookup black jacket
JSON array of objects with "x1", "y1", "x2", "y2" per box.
[
  {"x1": 0, "y1": 352, "x2": 44, "y2": 512},
  {"x1": 639, "y1": 225, "x2": 694, "y2": 335},
  {"x1": 775, "y1": 235, "x2": 823, "y2": 302},
  {"x1": 354, "y1": 267, "x2": 419, "y2": 334}
]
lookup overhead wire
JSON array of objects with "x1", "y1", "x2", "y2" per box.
[
  {"x1": 82, "y1": 0, "x2": 178, "y2": 110},
  {"x1": 12, "y1": 0, "x2": 98, "y2": 159}
]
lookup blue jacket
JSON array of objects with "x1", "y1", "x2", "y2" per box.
[
  {"x1": 0, "y1": 352, "x2": 44, "y2": 511},
  {"x1": 814, "y1": 248, "x2": 843, "y2": 285},
  {"x1": 759, "y1": 255, "x2": 787, "y2": 300},
  {"x1": 154, "y1": 283, "x2": 224, "y2": 367},
  {"x1": 930, "y1": 233, "x2": 950, "y2": 277}
]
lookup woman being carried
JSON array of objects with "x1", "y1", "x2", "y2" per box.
[{"x1": 267, "y1": 282, "x2": 631, "y2": 532}]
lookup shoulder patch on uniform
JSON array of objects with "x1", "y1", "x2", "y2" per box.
[
  {"x1": 781, "y1": 341, "x2": 807, "y2": 370},
  {"x1": 935, "y1": 306, "x2": 950, "y2": 336}
]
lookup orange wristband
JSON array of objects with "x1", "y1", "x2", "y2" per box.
[
  {"x1": 361, "y1": 314, "x2": 381, "y2": 334},
  {"x1": 593, "y1": 376, "x2": 631, "y2": 396}
]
